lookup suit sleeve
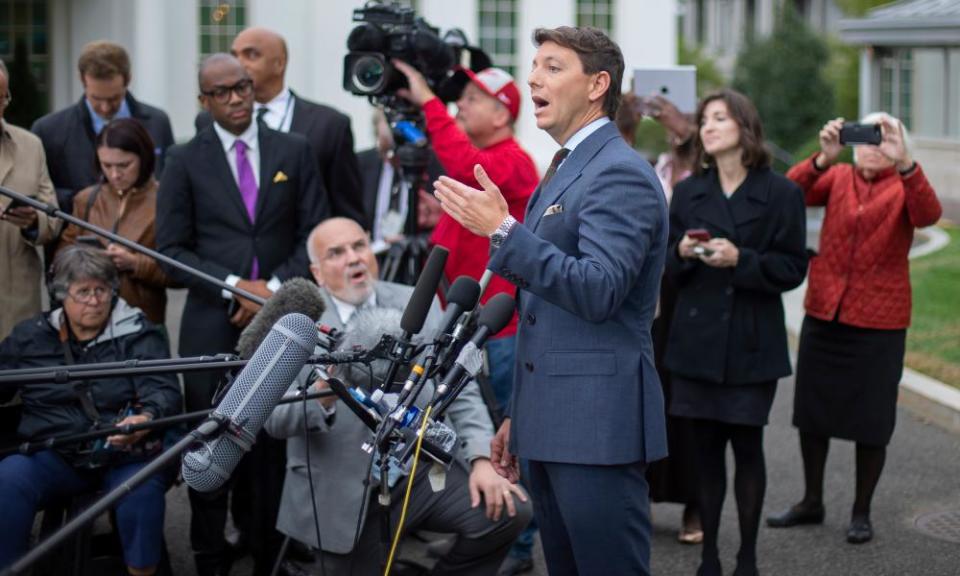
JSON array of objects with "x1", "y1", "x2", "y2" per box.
[
  {"x1": 731, "y1": 181, "x2": 808, "y2": 294},
  {"x1": 155, "y1": 146, "x2": 236, "y2": 297},
  {"x1": 269, "y1": 141, "x2": 328, "y2": 282},
  {"x1": 325, "y1": 116, "x2": 367, "y2": 229},
  {"x1": 31, "y1": 117, "x2": 76, "y2": 214},
  {"x1": 489, "y1": 161, "x2": 662, "y2": 323}
]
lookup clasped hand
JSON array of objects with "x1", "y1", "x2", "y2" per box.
[{"x1": 679, "y1": 235, "x2": 739, "y2": 268}]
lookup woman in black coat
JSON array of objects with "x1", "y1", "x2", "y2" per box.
[{"x1": 664, "y1": 89, "x2": 808, "y2": 576}]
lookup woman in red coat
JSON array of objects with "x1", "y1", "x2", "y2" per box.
[{"x1": 768, "y1": 113, "x2": 942, "y2": 544}]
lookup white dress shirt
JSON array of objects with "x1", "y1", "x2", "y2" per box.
[{"x1": 254, "y1": 86, "x2": 296, "y2": 133}]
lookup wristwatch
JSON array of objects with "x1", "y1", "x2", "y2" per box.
[{"x1": 489, "y1": 215, "x2": 518, "y2": 248}]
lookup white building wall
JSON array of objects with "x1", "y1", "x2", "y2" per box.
[{"x1": 47, "y1": 1, "x2": 675, "y2": 164}]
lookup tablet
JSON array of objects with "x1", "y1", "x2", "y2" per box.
[{"x1": 632, "y1": 66, "x2": 697, "y2": 114}]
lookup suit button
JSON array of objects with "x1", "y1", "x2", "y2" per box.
[
  {"x1": 689, "y1": 308, "x2": 698, "y2": 317},
  {"x1": 726, "y1": 287, "x2": 734, "y2": 296},
  {"x1": 525, "y1": 361, "x2": 534, "y2": 372},
  {"x1": 527, "y1": 313, "x2": 536, "y2": 325}
]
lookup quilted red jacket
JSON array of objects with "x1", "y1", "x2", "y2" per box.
[{"x1": 787, "y1": 155, "x2": 942, "y2": 329}]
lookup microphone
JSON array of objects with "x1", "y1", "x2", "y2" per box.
[
  {"x1": 236, "y1": 278, "x2": 327, "y2": 359},
  {"x1": 432, "y1": 292, "x2": 515, "y2": 416},
  {"x1": 378, "y1": 245, "x2": 448, "y2": 392},
  {"x1": 181, "y1": 313, "x2": 317, "y2": 492},
  {"x1": 435, "y1": 275, "x2": 482, "y2": 340}
]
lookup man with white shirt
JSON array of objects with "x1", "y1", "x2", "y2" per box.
[
  {"x1": 156, "y1": 53, "x2": 327, "y2": 576},
  {"x1": 195, "y1": 27, "x2": 366, "y2": 228},
  {"x1": 432, "y1": 27, "x2": 669, "y2": 575}
]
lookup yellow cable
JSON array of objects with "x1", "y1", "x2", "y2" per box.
[{"x1": 383, "y1": 405, "x2": 433, "y2": 576}]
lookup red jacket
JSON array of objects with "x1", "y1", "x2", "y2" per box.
[
  {"x1": 787, "y1": 155, "x2": 942, "y2": 329},
  {"x1": 423, "y1": 98, "x2": 539, "y2": 338}
]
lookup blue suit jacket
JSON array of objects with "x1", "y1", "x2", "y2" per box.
[{"x1": 489, "y1": 121, "x2": 669, "y2": 465}]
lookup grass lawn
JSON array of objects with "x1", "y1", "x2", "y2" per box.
[{"x1": 906, "y1": 224, "x2": 960, "y2": 389}]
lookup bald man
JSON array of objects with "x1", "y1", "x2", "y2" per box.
[
  {"x1": 195, "y1": 27, "x2": 366, "y2": 229},
  {"x1": 157, "y1": 53, "x2": 327, "y2": 576}
]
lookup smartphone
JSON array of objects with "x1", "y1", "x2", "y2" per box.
[
  {"x1": 839, "y1": 123, "x2": 882, "y2": 146},
  {"x1": 692, "y1": 245, "x2": 715, "y2": 257},
  {"x1": 686, "y1": 228, "x2": 711, "y2": 242},
  {"x1": 1, "y1": 197, "x2": 26, "y2": 214},
  {"x1": 76, "y1": 235, "x2": 104, "y2": 249}
]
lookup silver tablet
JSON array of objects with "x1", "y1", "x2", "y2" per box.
[{"x1": 632, "y1": 66, "x2": 697, "y2": 114}]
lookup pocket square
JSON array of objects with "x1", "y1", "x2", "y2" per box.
[
  {"x1": 273, "y1": 171, "x2": 288, "y2": 183},
  {"x1": 543, "y1": 204, "x2": 564, "y2": 217}
]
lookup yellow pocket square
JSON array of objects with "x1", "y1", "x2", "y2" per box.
[{"x1": 273, "y1": 171, "x2": 288, "y2": 183}]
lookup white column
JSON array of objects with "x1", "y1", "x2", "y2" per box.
[{"x1": 859, "y1": 47, "x2": 873, "y2": 120}]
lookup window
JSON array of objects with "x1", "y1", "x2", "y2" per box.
[
  {"x1": 878, "y1": 48, "x2": 913, "y2": 131},
  {"x1": 0, "y1": 0, "x2": 50, "y2": 126},
  {"x1": 696, "y1": 0, "x2": 706, "y2": 45},
  {"x1": 576, "y1": 0, "x2": 614, "y2": 37},
  {"x1": 198, "y1": 1, "x2": 246, "y2": 59},
  {"x1": 478, "y1": 0, "x2": 517, "y2": 77}
]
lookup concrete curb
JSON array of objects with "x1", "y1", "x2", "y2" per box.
[{"x1": 782, "y1": 225, "x2": 959, "y2": 433}]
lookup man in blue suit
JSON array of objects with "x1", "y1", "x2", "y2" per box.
[{"x1": 432, "y1": 26, "x2": 668, "y2": 575}]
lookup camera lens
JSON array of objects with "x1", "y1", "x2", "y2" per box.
[{"x1": 352, "y1": 55, "x2": 386, "y2": 94}]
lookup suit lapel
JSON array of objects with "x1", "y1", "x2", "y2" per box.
[
  {"x1": 202, "y1": 127, "x2": 251, "y2": 227},
  {"x1": 727, "y1": 169, "x2": 768, "y2": 231},
  {"x1": 255, "y1": 129, "x2": 277, "y2": 220},
  {"x1": 529, "y1": 122, "x2": 618, "y2": 233},
  {"x1": 288, "y1": 92, "x2": 307, "y2": 134}
]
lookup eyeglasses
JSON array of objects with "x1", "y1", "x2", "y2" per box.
[
  {"x1": 67, "y1": 286, "x2": 113, "y2": 304},
  {"x1": 201, "y1": 79, "x2": 254, "y2": 104}
]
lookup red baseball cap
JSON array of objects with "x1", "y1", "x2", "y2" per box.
[{"x1": 459, "y1": 67, "x2": 521, "y2": 121}]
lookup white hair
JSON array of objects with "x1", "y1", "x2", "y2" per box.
[{"x1": 858, "y1": 111, "x2": 913, "y2": 157}]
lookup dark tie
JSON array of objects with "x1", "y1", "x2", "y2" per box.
[
  {"x1": 255, "y1": 106, "x2": 269, "y2": 127},
  {"x1": 234, "y1": 139, "x2": 260, "y2": 279},
  {"x1": 541, "y1": 147, "x2": 570, "y2": 190}
]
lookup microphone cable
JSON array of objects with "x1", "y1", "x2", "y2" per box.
[{"x1": 383, "y1": 404, "x2": 433, "y2": 576}]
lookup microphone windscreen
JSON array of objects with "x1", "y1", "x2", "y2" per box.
[
  {"x1": 400, "y1": 246, "x2": 448, "y2": 334},
  {"x1": 477, "y1": 293, "x2": 515, "y2": 335},
  {"x1": 182, "y1": 313, "x2": 316, "y2": 492},
  {"x1": 446, "y1": 275, "x2": 481, "y2": 311},
  {"x1": 237, "y1": 278, "x2": 326, "y2": 359},
  {"x1": 337, "y1": 307, "x2": 424, "y2": 390}
]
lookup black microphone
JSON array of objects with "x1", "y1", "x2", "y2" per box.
[
  {"x1": 181, "y1": 313, "x2": 317, "y2": 492},
  {"x1": 435, "y1": 275, "x2": 482, "y2": 339},
  {"x1": 432, "y1": 292, "x2": 515, "y2": 416},
  {"x1": 236, "y1": 278, "x2": 327, "y2": 359},
  {"x1": 379, "y1": 245, "x2": 449, "y2": 392}
]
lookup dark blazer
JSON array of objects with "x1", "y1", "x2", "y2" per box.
[
  {"x1": 197, "y1": 91, "x2": 366, "y2": 228},
  {"x1": 356, "y1": 147, "x2": 445, "y2": 236},
  {"x1": 155, "y1": 124, "x2": 327, "y2": 408},
  {"x1": 664, "y1": 167, "x2": 808, "y2": 385},
  {"x1": 31, "y1": 93, "x2": 175, "y2": 214},
  {"x1": 487, "y1": 121, "x2": 669, "y2": 466}
]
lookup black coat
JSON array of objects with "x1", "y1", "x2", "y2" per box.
[
  {"x1": 196, "y1": 91, "x2": 366, "y2": 228},
  {"x1": 664, "y1": 167, "x2": 808, "y2": 385},
  {"x1": 31, "y1": 93, "x2": 175, "y2": 214},
  {"x1": 155, "y1": 124, "x2": 328, "y2": 409},
  {"x1": 0, "y1": 301, "x2": 181, "y2": 441}
]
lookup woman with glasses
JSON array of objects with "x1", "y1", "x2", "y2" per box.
[
  {"x1": 57, "y1": 118, "x2": 168, "y2": 325},
  {"x1": 0, "y1": 245, "x2": 181, "y2": 576}
]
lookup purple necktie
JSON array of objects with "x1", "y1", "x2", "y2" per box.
[{"x1": 235, "y1": 139, "x2": 260, "y2": 279}]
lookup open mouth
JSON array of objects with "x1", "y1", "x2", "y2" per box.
[
  {"x1": 532, "y1": 95, "x2": 550, "y2": 114},
  {"x1": 348, "y1": 269, "x2": 367, "y2": 283}
]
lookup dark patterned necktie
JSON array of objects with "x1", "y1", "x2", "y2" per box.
[{"x1": 541, "y1": 147, "x2": 570, "y2": 190}]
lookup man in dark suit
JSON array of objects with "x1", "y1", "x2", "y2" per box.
[
  {"x1": 155, "y1": 53, "x2": 327, "y2": 576},
  {"x1": 32, "y1": 40, "x2": 174, "y2": 215},
  {"x1": 433, "y1": 27, "x2": 669, "y2": 575},
  {"x1": 194, "y1": 27, "x2": 365, "y2": 228}
]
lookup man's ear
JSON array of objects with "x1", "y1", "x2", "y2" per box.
[
  {"x1": 588, "y1": 71, "x2": 611, "y2": 106},
  {"x1": 310, "y1": 263, "x2": 325, "y2": 287},
  {"x1": 198, "y1": 94, "x2": 210, "y2": 112}
]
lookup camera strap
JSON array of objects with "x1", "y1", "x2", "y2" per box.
[{"x1": 61, "y1": 335, "x2": 103, "y2": 427}]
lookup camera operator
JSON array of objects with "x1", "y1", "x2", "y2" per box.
[
  {"x1": 264, "y1": 217, "x2": 530, "y2": 575},
  {"x1": 0, "y1": 245, "x2": 181, "y2": 576}
]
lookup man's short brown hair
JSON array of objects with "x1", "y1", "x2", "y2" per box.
[
  {"x1": 533, "y1": 26, "x2": 624, "y2": 119},
  {"x1": 78, "y1": 41, "x2": 131, "y2": 85}
]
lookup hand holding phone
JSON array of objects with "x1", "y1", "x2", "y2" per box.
[
  {"x1": 839, "y1": 123, "x2": 882, "y2": 146},
  {"x1": 686, "y1": 228, "x2": 711, "y2": 242}
]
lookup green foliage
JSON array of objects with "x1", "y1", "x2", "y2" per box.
[
  {"x1": 732, "y1": 3, "x2": 834, "y2": 155},
  {"x1": 825, "y1": 36, "x2": 860, "y2": 122},
  {"x1": 834, "y1": 0, "x2": 899, "y2": 17},
  {"x1": 678, "y1": 38, "x2": 726, "y2": 97}
]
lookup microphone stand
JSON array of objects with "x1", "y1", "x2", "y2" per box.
[
  {"x1": 0, "y1": 417, "x2": 228, "y2": 576},
  {"x1": 0, "y1": 185, "x2": 265, "y2": 305},
  {"x1": 0, "y1": 390, "x2": 336, "y2": 459}
]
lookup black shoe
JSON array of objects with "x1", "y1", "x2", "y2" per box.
[
  {"x1": 766, "y1": 503, "x2": 825, "y2": 528},
  {"x1": 498, "y1": 556, "x2": 534, "y2": 576},
  {"x1": 695, "y1": 557, "x2": 722, "y2": 576},
  {"x1": 733, "y1": 561, "x2": 759, "y2": 576},
  {"x1": 846, "y1": 516, "x2": 873, "y2": 544}
]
